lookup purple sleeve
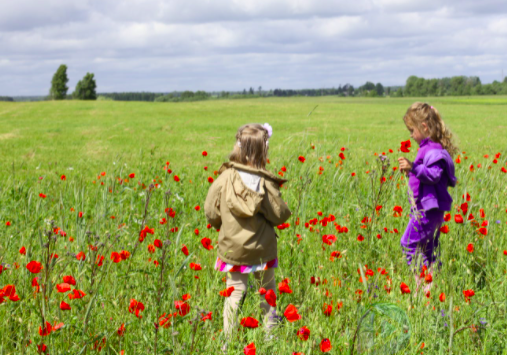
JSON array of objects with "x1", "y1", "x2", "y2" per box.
[{"x1": 412, "y1": 160, "x2": 445, "y2": 185}]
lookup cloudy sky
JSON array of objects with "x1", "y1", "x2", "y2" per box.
[{"x1": 1, "y1": 0, "x2": 506, "y2": 95}]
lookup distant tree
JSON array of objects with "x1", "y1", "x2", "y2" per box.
[
  {"x1": 249, "y1": 87, "x2": 254, "y2": 95},
  {"x1": 404, "y1": 76, "x2": 419, "y2": 96},
  {"x1": 385, "y1": 87, "x2": 391, "y2": 96},
  {"x1": 242, "y1": 89, "x2": 247, "y2": 95},
  {"x1": 394, "y1": 88, "x2": 403, "y2": 97},
  {"x1": 73, "y1": 73, "x2": 97, "y2": 100},
  {"x1": 375, "y1": 83, "x2": 384, "y2": 96},
  {"x1": 362, "y1": 82, "x2": 376, "y2": 91},
  {"x1": 180, "y1": 91, "x2": 195, "y2": 100},
  {"x1": 258, "y1": 86, "x2": 262, "y2": 96},
  {"x1": 504, "y1": 77, "x2": 507, "y2": 84},
  {"x1": 50, "y1": 64, "x2": 69, "y2": 100}
]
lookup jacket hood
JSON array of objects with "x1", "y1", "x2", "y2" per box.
[
  {"x1": 219, "y1": 162, "x2": 287, "y2": 184},
  {"x1": 224, "y1": 168, "x2": 265, "y2": 218}
]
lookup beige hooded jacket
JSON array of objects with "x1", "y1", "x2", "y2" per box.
[{"x1": 204, "y1": 162, "x2": 291, "y2": 265}]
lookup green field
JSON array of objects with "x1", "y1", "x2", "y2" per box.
[{"x1": 0, "y1": 96, "x2": 506, "y2": 354}]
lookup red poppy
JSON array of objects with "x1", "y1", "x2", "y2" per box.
[
  {"x1": 201, "y1": 237, "x2": 213, "y2": 250},
  {"x1": 297, "y1": 326, "x2": 310, "y2": 341},
  {"x1": 208, "y1": 177, "x2": 214, "y2": 183},
  {"x1": 120, "y1": 250, "x2": 130, "y2": 260},
  {"x1": 393, "y1": 206, "x2": 403, "y2": 217},
  {"x1": 454, "y1": 215, "x2": 463, "y2": 224},
  {"x1": 339, "y1": 152, "x2": 346, "y2": 160},
  {"x1": 37, "y1": 344, "x2": 48, "y2": 353},
  {"x1": 60, "y1": 301, "x2": 71, "y2": 310},
  {"x1": 111, "y1": 252, "x2": 122, "y2": 263},
  {"x1": 265, "y1": 289, "x2": 276, "y2": 307},
  {"x1": 194, "y1": 228, "x2": 199, "y2": 236},
  {"x1": 439, "y1": 293, "x2": 446, "y2": 302},
  {"x1": 96, "y1": 255, "x2": 105, "y2": 266},
  {"x1": 466, "y1": 243, "x2": 474, "y2": 253},
  {"x1": 5, "y1": 221, "x2": 11, "y2": 226},
  {"x1": 201, "y1": 311, "x2": 212, "y2": 321},
  {"x1": 400, "y1": 282, "x2": 411, "y2": 294},
  {"x1": 139, "y1": 225, "x2": 155, "y2": 242},
  {"x1": 425, "y1": 274, "x2": 433, "y2": 283},
  {"x1": 129, "y1": 299, "x2": 145, "y2": 318},
  {"x1": 444, "y1": 213, "x2": 451, "y2": 221},
  {"x1": 501, "y1": 167, "x2": 507, "y2": 173},
  {"x1": 26, "y1": 261, "x2": 43, "y2": 274},
  {"x1": 440, "y1": 225, "x2": 449, "y2": 234},
  {"x1": 156, "y1": 313, "x2": 172, "y2": 328},
  {"x1": 181, "y1": 244, "x2": 189, "y2": 256},
  {"x1": 400, "y1": 140, "x2": 411, "y2": 153},
  {"x1": 284, "y1": 304, "x2": 301, "y2": 322},
  {"x1": 76, "y1": 251, "x2": 86, "y2": 261},
  {"x1": 78, "y1": 211, "x2": 83, "y2": 218},
  {"x1": 298, "y1": 156, "x2": 306, "y2": 163},
  {"x1": 243, "y1": 342, "x2": 256, "y2": 355},
  {"x1": 219, "y1": 286, "x2": 235, "y2": 297},
  {"x1": 463, "y1": 289, "x2": 475, "y2": 303},
  {"x1": 202, "y1": 151, "x2": 208, "y2": 157},
  {"x1": 320, "y1": 338, "x2": 332, "y2": 352},
  {"x1": 357, "y1": 234, "x2": 364, "y2": 242},
  {"x1": 56, "y1": 283, "x2": 71, "y2": 293},
  {"x1": 154, "y1": 239, "x2": 163, "y2": 248},
  {"x1": 240, "y1": 317, "x2": 259, "y2": 328},
  {"x1": 68, "y1": 289, "x2": 86, "y2": 300},
  {"x1": 39, "y1": 193, "x2": 46, "y2": 199},
  {"x1": 174, "y1": 175, "x2": 180, "y2": 182},
  {"x1": 174, "y1": 300, "x2": 190, "y2": 316},
  {"x1": 19, "y1": 246, "x2": 26, "y2": 255},
  {"x1": 478, "y1": 227, "x2": 487, "y2": 236},
  {"x1": 62, "y1": 275, "x2": 76, "y2": 285},
  {"x1": 182, "y1": 293, "x2": 191, "y2": 301},
  {"x1": 39, "y1": 321, "x2": 52, "y2": 337},
  {"x1": 323, "y1": 303, "x2": 332, "y2": 316},
  {"x1": 278, "y1": 279, "x2": 293, "y2": 294},
  {"x1": 322, "y1": 234, "x2": 337, "y2": 245},
  {"x1": 117, "y1": 323, "x2": 125, "y2": 336},
  {"x1": 190, "y1": 263, "x2": 202, "y2": 271}
]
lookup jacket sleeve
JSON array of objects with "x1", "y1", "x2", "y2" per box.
[
  {"x1": 204, "y1": 175, "x2": 223, "y2": 229},
  {"x1": 412, "y1": 160, "x2": 445, "y2": 185},
  {"x1": 260, "y1": 179, "x2": 292, "y2": 226}
]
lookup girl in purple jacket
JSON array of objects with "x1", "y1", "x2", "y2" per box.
[{"x1": 398, "y1": 102, "x2": 458, "y2": 289}]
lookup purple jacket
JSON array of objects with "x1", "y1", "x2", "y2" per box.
[{"x1": 408, "y1": 138, "x2": 457, "y2": 211}]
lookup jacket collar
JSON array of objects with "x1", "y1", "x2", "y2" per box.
[{"x1": 219, "y1": 162, "x2": 287, "y2": 184}]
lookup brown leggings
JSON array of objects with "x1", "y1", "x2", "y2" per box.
[{"x1": 223, "y1": 268, "x2": 277, "y2": 337}]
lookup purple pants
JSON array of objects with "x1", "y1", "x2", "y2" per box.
[{"x1": 400, "y1": 209, "x2": 444, "y2": 268}]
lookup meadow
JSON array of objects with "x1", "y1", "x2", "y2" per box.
[{"x1": 0, "y1": 96, "x2": 506, "y2": 354}]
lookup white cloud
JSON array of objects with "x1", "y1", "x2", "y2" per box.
[{"x1": 0, "y1": 0, "x2": 506, "y2": 95}]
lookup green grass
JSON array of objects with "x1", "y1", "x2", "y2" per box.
[{"x1": 0, "y1": 96, "x2": 506, "y2": 354}]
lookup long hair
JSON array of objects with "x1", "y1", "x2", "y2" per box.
[
  {"x1": 403, "y1": 102, "x2": 459, "y2": 157},
  {"x1": 229, "y1": 124, "x2": 269, "y2": 169}
]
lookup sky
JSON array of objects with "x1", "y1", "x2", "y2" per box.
[{"x1": 1, "y1": 0, "x2": 506, "y2": 96}]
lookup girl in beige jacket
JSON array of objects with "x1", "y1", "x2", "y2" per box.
[{"x1": 204, "y1": 123, "x2": 291, "y2": 341}]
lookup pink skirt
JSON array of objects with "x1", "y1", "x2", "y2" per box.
[{"x1": 214, "y1": 257, "x2": 278, "y2": 274}]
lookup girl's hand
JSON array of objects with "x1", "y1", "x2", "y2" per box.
[{"x1": 398, "y1": 157, "x2": 413, "y2": 173}]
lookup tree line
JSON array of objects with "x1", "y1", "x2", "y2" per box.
[{"x1": 4, "y1": 65, "x2": 507, "y2": 102}]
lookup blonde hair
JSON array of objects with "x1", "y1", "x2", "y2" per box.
[
  {"x1": 403, "y1": 102, "x2": 459, "y2": 157},
  {"x1": 229, "y1": 124, "x2": 269, "y2": 169}
]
